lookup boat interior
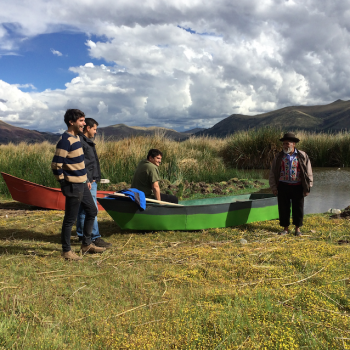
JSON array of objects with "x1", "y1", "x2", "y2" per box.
[{"x1": 178, "y1": 193, "x2": 275, "y2": 206}]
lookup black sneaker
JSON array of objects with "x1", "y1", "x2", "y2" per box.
[{"x1": 93, "y1": 237, "x2": 112, "y2": 248}]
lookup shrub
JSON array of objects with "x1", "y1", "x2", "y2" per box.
[{"x1": 220, "y1": 127, "x2": 284, "y2": 169}]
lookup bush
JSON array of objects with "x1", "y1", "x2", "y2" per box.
[{"x1": 220, "y1": 127, "x2": 284, "y2": 169}]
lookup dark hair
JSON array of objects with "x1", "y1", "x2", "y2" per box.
[
  {"x1": 83, "y1": 118, "x2": 99, "y2": 132},
  {"x1": 64, "y1": 109, "x2": 85, "y2": 127},
  {"x1": 147, "y1": 149, "x2": 163, "y2": 160}
]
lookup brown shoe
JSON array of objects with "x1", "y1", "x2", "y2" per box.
[
  {"x1": 81, "y1": 243, "x2": 106, "y2": 254},
  {"x1": 61, "y1": 250, "x2": 82, "y2": 261}
]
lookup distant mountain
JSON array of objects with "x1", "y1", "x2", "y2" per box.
[
  {"x1": 197, "y1": 99, "x2": 350, "y2": 137},
  {"x1": 0, "y1": 121, "x2": 194, "y2": 144},
  {"x1": 2, "y1": 99, "x2": 350, "y2": 144},
  {"x1": 181, "y1": 127, "x2": 206, "y2": 134},
  {"x1": 98, "y1": 124, "x2": 193, "y2": 141},
  {"x1": 0, "y1": 120, "x2": 60, "y2": 144}
]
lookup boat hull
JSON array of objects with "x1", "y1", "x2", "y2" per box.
[
  {"x1": 1, "y1": 172, "x2": 113, "y2": 211},
  {"x1": 97, "y1": 193, "x2": 278, "y2": 230}
]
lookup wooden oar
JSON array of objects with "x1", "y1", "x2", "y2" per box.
[{"x1": 111, "y1": 192, "x2": 184, "y2": 207}]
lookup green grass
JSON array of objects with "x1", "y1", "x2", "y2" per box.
[{"x1": 0, "y1": 199, "x2": 349, "y2": 349}]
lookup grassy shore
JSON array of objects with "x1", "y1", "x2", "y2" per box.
[{"x1": 0, "y1": 198, "x2": 349, "y2": 349}]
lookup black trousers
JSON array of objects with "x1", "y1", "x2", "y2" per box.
[
  {"x1": 160, "y1": 193, "x2": 178, "y2": 204},
  {"x1": 61, "y1": 182, "x2": 97, "y2": 252},
  {"x1": 277, "y1": 182, "x2": 304, "y2": 227}
]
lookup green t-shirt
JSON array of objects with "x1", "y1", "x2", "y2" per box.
[{"x1": 131, "y1": 159, "x2": 160, "y2": 197}]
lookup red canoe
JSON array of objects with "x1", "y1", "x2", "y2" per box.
[{"x1": 1, "y1": 172, "x2": 113, "y2": 211}]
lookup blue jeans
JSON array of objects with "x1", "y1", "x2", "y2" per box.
[{"x1": 76, "y1": 181, "x2": 100, "y2": 241}]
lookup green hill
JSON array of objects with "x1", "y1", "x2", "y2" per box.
[{"x1": 199, "y1": 99, "x2": 350, "y2": 137}]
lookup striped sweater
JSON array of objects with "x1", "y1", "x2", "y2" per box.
[{"x1": 51, "y1": 132, "x2": 87, "y2": 183}]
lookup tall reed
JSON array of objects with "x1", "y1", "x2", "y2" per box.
[
  {"x1": 3, "y1": 128, "x2": 350, "y2": 197},
  {"x1": 0, "y1": 135, "x2": 259, "y2": 197},
  {"x1": 220, "y1": 127, "x2": 284, "y2": 169},
  {"x1": 221, "y1": 128, "x2": 350, "y2": 168},
  {"x1": 299, "y1": 131, "x2": 350, "y2": 167},
  {"x1": 96, "y1": 134, "x2": 252, "y2": 184},
  {"x1": 0, "y1": 142, "x2": 57, "y2": 196}
]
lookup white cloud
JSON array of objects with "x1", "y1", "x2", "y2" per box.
[
  {"x1": 50, "y1": 48, "x2": 62, "y2": 56},
  {"x1": 97, "y1": 101, "x2": 108, "y2": 114},
  {"x1": 1, "y1": 0, "x2": 350, "y2": 131},
  {"x1": 14, "y1": 83, "x2": 37, "y2": 90},
  {"x1": 0, "y1": 80, "x2": 48, "y2": 128}
]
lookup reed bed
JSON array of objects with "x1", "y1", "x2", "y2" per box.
[
  {"x1": 0, "y1": 141, "x2": 57, "y2": 196},
  {"x1": 2, "y1": 129, "x2": 350, "y2": 197},
  {"x1": 0, "y1": 201, "x2": 349, "y2": 349},
  {"x1": 221, "y1": 128, "x2": 350, "y2": 169},
  {"x1": 0, "y1": 135, "x2": 260, "y2": 197}
]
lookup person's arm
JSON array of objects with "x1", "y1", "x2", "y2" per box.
[
  {"x1": 303, "y1": 153, "x2": 313, "y2": 196},
  {"x1": 79, "y1": 136, "x2": 93, "y2": 190},
  {"x1": 152, "y1": 181, "x2": 161, "y2": 201},
  {"x1": 51, "y1": 137, "x2": 69, "y2": 183},
  {"x1": 306, "y1": 154, "x2": 313, "y2": 188}
]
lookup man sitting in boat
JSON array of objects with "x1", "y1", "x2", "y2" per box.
[{"x1": 131, "y1": 149, "x2": 178, "y2": 204}]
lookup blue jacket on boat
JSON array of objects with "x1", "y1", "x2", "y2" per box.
[{"x1": 118, "y1": 188, "x2": 146, "y2": 210}]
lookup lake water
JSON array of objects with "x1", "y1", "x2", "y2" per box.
[
  {"x1": 257, "y1": 167, "x2": 350, "y2": 214},
  {"x1": 304, "y1": 168, "x2": 350, "y2": 214}
]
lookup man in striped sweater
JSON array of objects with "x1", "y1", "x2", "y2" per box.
[{"x1": 52, "y1": 109, "x2": 106, "y2": 260}]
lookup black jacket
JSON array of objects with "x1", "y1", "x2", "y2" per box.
[{"x1": 79, "y1": 134, "x2": 101, "y2": 183}]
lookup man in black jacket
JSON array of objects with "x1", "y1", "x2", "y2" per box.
[{"x1": 76, "y1": 118, "x2": 112, "y2": 248}]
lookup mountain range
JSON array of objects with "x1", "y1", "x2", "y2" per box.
[
  {"x1": 1, "y1": 99, "x2": 350, "y2": 144},
  {"x1": 197, "y1": 99, "x2": 350, "y2": 137},
  {"x1": 0, "y1": 120, "x2": 60, "y2": 144},
  {"x1": 0, "y1": 120, "x2": 204, "y2": 144},
  {"x1": 97, "y1": 124, "x2": 203, "y2": 141}
]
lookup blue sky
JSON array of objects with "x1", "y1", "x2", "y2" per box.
[
  {"x1": 0, "y1": 0, "x2": 350, "y2": 132},
  {"x1": 0, "y1": 32, "x2": 107, "y2": 91}
]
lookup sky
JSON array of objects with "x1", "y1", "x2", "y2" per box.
[{"x1": 1, "y1": 0, "x2": 350, "y2": 133}]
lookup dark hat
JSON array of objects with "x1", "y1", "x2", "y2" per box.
[{"x1": 280, "y1": 132, "x2": 300, "y2": 143}]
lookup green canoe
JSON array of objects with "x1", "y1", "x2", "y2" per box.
[{"x1": 97, "y1": 193, "x2": 278, "y2": 231}]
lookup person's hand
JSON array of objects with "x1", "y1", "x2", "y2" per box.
[
  {"x1": 273, "y1": 190, "x2": 278, "y2": 196},
  {"x1": 304, "y1": 192, "x2": 309, "y2": 197},
  {"x1": 87, "y1": 182, "x2": 92, "y2": 190}
]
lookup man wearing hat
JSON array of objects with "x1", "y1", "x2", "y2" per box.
[{"x1": 269, "y1": 132, "x2": 313, "y2": 236}]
